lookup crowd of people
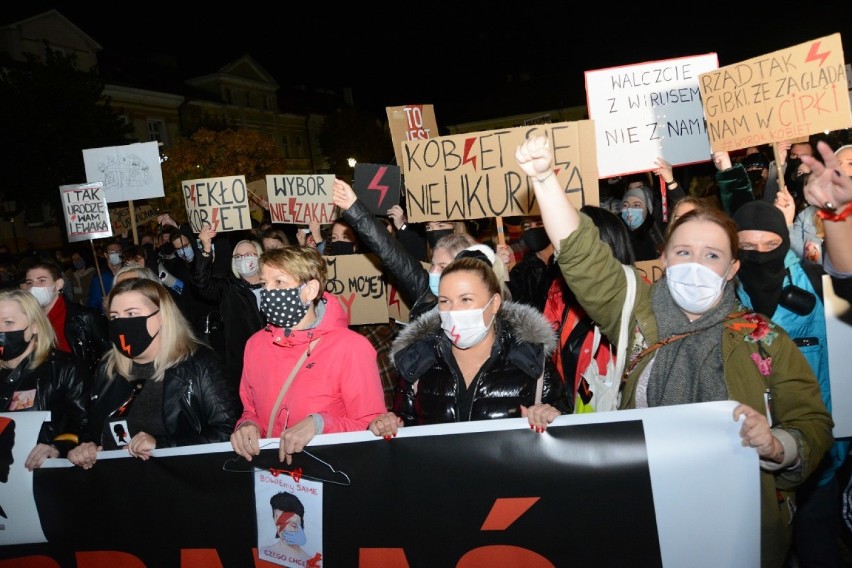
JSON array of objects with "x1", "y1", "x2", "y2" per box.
[{"x1": 0, "y1": 132, "x2": 850, "y2": 567}]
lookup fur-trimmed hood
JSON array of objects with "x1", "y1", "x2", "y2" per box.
[{"x1": 391, "y1": 301, "x2": 558, "y2": 383}]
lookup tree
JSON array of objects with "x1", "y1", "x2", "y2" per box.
[
  {"x1": 0, "y1": 48, "x2": 132, "y2": 224},
  {"x1": 160, "y1": 129, "x2": 287, "y2": 223},
  {"x1": 317, "y1": 106, "x2": 394, "y2": 179}
]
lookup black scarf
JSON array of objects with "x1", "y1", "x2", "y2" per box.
[{"x1": 645, "y1": 280, "x2": 736, "y2": 407}]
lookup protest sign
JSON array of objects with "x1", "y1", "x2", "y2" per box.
[
  {"x1": 82, "y1": 141, "x2": 165, "y2": 202},
  {"x1": 353, "y1": 163, "x2": 401, "y2": 216},
  {"x1": 387, "y1": 104, "x2": 440, "y2": 167},
  {"x1": 699, "y1": 33, "x2": 851, "y2": 152},
  {"x1": 59, "y1": 182, "x2": 112, "y2": 242},
  {"x1": 400, "y1": 122, "x2": 598, "y2": 223},
  {"x1": 586, "y1": 53, "x2": 719, "y2": 178},
  {"x1": 108, "y1": 203, "x2": 158, "y2": 234},
  {"x1": 823, "y1": 274, "x2": 852, "y2": 438},
  {"x1": 324, "y1": 254, "x2": 389, "y2": 325},
  {"x1": 265, "y1": 175, "x2": 336, "y2": 224},
  {"x1": 181, "y1": 175, "x2": 252, "y2": 233},
  {"x1": 635, "y1": 258, "x2": 665, "y2": 284}
]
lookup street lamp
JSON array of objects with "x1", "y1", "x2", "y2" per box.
[{"x1": 347, "y1": 157, "x2": 357, "y2": 168}]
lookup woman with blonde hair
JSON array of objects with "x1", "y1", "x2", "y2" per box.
[
  {"x1": 0, "y1": 289, "x2": 88, "y2": 469},
  {"x1": 68, "y1": 278, "x2": 238, "y2": 468}
]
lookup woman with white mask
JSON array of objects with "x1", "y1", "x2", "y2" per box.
[
  {"x1": 368, "y1": 246, "x2": 570, "y2": 438},
  {"x1": 515, "y1": 135, "x2": 832, "y2": 568},
  {"x1": 191, "y1": 225, "x2": 265, "y2": 398}
]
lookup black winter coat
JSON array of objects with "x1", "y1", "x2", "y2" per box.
[
  {"x1": 391, "y1": 301, "x2": 570, "y2": 425},
  {"x1": 342, "y1": 200, "x2": 437, "y2": 321},
  {"x1": 0, "y1": 349, "x2": 89, "y2": 456},
  {"x1": 64, "y1": 298, "x2": 111, "y2": 377},
  {"x1": 191, "y1": 251, "x2": 265, "y2": 388},
  {"x1": 81, "y1": 347, "x2": 239, "y2": 450}
]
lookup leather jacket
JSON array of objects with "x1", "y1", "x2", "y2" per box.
[
  {"x1": 0, "y1": 349, "x2": 88, "y2": 456},
  {"x1": 391, "y1": 301, "x2": 571, "y2": 424},
  {"x1": 342, "y1": 200, "x2": 436, "y2": 320},
  {"x1": 81, "y1": 346, "x2": 239, "y2": 449},
  {"x1": 64, "y1": 298, "x2": 112, "y2": 377}
]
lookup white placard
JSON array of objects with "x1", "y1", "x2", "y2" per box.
[{"x1": 82, "y1": 141, "x2": 165, "y2": 202}]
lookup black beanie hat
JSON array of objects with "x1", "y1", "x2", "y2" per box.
[
  {"x1": 741, "y1": 152, "x2": 769, "y2": 171},
  {"x1": 732, "y1": 201, "x2": 790, "y2": 253}
]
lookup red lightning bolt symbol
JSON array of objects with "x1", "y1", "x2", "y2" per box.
[
  {"x1": 367, "y1": 167, "x2": 390, "y2": 206},
  {"x1": 211, "y1": 208, "x2": 220, "y2": 230},
  {"x1": 119, "y1": 334, "x2": 132, "y2": 356},
  {"x1": 805, "y1": 41, "x2": 830, "y2": 66},
  {"x1": 190, "y1": 184, "x2": 197, "y2": 203},
  {"x1": 306, "y1": 553, "x2": 323, "y2": 568},
  {"x1": 388, "y1": 286, "x2": 401, "y2": 314},
  {"x1": 462, "y1": 138, "x2": 477, "y2": 170},
  {"x1": 449, "y1": 325, "x2": 461, "y2": 345}
]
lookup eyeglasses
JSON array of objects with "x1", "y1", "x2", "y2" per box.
[{"x1": 232, "y1": 253, "x2": 258, "y2": 260}]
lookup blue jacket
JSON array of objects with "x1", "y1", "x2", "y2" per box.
[{"x1": 737, "y1": 250, "x2": 847, "y2": 486}]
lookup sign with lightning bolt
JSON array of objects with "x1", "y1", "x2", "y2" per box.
[
  {"x1": 401, "y1": 121, "x2": 598, "y2": 223},
  {"x1": 353, "y1": 164, "x2": 401, "y2": 216},
  {"x1": 699, "y1": 33, "x2": 851, "y2": 153},
  {"x1": 181, "y1": 175, "x2": 252, "y2": 233}
]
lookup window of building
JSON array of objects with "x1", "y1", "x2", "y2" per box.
[
  {"x1": 245, "y1": 92, "x2": 252, "y2": 107},
  {"x1": 224, "y1": 88, "x2": 231, "y2": 103},
  {"x1": 147, "y1": 119, "x2": 167, "y2": 145},
  {"x1": 295, "y1": 136, "x2": 305, "y2": 158},
  {"x1": 282, "y1": 135, "x2": 290, "y2": 158}
]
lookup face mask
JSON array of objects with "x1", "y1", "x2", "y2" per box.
[
  {"x1": 665, "y1": 262, "x2": 728, "y2": 315},
  {"x1": 328, "y1": 241, "x2": 355, "y2": 256},
  {"x1": 0, "y1": 329, "x2": 31, "y2": 361},
  {"x1": 522, "y1": 227, "x2": 550, "y2": 253},
  {"x1": 428, "y1": 272, "x2": 440, "y2": 296},
  {"x1": 29, "y1": 286, "x2": 56, "y2": 307},
  {"x1": 282, "y1": 526, "x2": 307, "y2": 546},
  {"x1": 177, "y1": 245, "x2": 195, "y2": 263},
  {"x1": 107, "y1": 252, "x2": 122, "y2": 266},
  {"x1": 746, "y1": 170, "x2": 764, "y2": 186},
  {"x1": 235, "y1": 256, "x2": 259, "y2": 277},
  {"x1": 260, "y1": 286, "x2": 309, "y2": 329},
  {"x1": 621, "y1": 208, "x2": 645, "y2": 230},
  {"x1": 439, "y1": 295, "x2": 497, "y2": 349},
  {"x1": 426, "y1": 229, "x2": 453, "y2": 248},
  {"x1": 73, "y1": 258, "x2": 86, "y2": 270},
  {"x1": 108, "y1": 311, "x2": 160, "y2": 359}
]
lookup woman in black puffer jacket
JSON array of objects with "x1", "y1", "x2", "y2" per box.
[{"x1": 370, "y1": 252, "x2": 570, "y2": 435}]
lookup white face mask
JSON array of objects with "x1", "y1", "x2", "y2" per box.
[
  {"x1": 665, "y1": 262, "x2": 729, "y2": 315},
  {"x1": 439, "y1": 295, "x2": 497, "y2": 349},
  {"x1": 107, "y1": 252, "x2": 122, "y2": 266},
  {"x1": 428, "y1": 272, "x2": 440, "y2": 296},
  {"x1": 30, "y1": 285, "x2": 56, "y2": 307},
  {"x1": 235, "y1": 256, "x2": 259, "y2": 277}
]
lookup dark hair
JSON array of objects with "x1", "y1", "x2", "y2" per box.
[
  {"x1": 24, "y1": 260, "x2": 63, "y2": 282},
  {"x1": 123, "y1": 245, "x2": 148, "y2": 263},
  {"x1": 270, "y1": 492, "x2": 305, "y2": 527},
  {"x1": 580, "y1": 206, "x2": 636, "y2": 265}
]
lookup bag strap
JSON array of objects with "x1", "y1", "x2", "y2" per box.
[
  {"x1": 534, "y1": 354, "x2": 545, "y2": 405},
  {"x1": 266, "y1": 337, "x2": 321, "y2": 436},
  {"x1": 612, "y1": 265, "x2": 636, "y2": 383},
  {"x1": 623, "y1": 309, "x2": 749, "y2": 380}
]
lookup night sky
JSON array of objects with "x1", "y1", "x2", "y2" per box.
[{"x1": 3, "y1": 4, "x2": 849, "y2": 124}]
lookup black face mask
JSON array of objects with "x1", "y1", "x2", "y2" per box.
[
  {"x1": 737, "y1": 248, "x2": 787, "y2": 317},
  {"x1": 0, "y1": 329, "x2": 31, "y2": 361},
  {"x1": 426, "y1": 229, "x2": 453, "y2": 248},
  {"x1": 784, "y1": 159, "x2": 805, "y2": 200},
  {"x1": 522, "y1": 227, "x2": 550, "y2": 253},
  {"x1": 746, "y1": 170, "x2": 764, "y2": 186},
  {"x1": 108, "y1": 311, "x2": 160, "y2": 359},
  {"x1": 328, "y1": 241, "x2": 355, "y2": 256}
]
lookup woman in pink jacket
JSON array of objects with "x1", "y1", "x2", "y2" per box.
[{"x1": 230, "y1": 247, "x2": 385, "y2": 465}]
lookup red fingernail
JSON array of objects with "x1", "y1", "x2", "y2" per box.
[
  {"x1": 384, "y1": 435, "x2": 392, "y2": 441},
  {"x1": 393, "y1": 432, "x2": 397, "y2": 438},
  {"x1": 530, "y1": 424, "x2": 535, "y2": 430}
]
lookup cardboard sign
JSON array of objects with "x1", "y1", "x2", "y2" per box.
[
  {"x1": 324, "y1": 254, "x2": 389, "y2": 325},
  {"x1": 265, "y1": 175, "x2": 336, "y2": 224},
  {"x1": 586, "y1": 53, "x2": 719, "y2": 178},
  {"x1": 181, "y1": 175, "x2": 252, "y2": 233},
  {"x1": 635, "y1": 258, "x2": 665, "y2": 283},
  {"x1": 59, "y1": 182, "x2": 112, "y2": 242},
  {"x1": 699, "y1": 33, "x2": 852, "y2": 152},
  {"x1": 246, "y1": 179, "x2": 268, "y2": 214},
  {"x1": 108, "y1": 203, "x2": 159, "y2": 234},
  {"x1": 353, "y1": 163, "x2": 401, "y2": 216},
  {"x1": 82, "y1": 141, "x2": 165, "y2": 202},
  {"x1": 387, "y1": 104, "x2": 440, "y2": 167},
  {"x1": 401, "y1": 121, "x2": 599, "y2": 223}
]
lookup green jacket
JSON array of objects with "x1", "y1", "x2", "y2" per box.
[{"x1": 556, "y1": 213, "x2": 834, "y2": 568}]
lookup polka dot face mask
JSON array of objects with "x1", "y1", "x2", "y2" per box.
[{"x1": 259, "y1": 285, "x2": 309, "y2": 329}]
